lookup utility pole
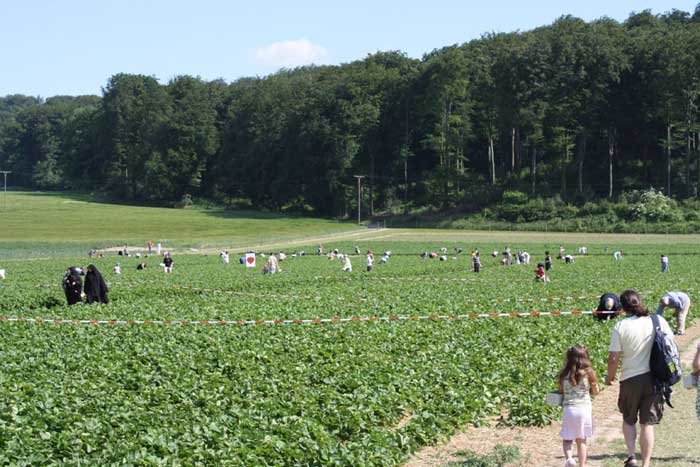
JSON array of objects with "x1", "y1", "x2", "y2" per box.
[
  {"x1": 0, "y1": 171, "x2": 10, "y2": 210},
  {"x1": 354, "y1": 175, "x2": 364, "y2": 225}
]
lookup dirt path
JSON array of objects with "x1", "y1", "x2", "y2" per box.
[
  {"x1": 404, "y1": 325, "x2": 700, "y2": 467},
  {"x1": 97, "y1": 229, "x2": 385, "y2": 256}
]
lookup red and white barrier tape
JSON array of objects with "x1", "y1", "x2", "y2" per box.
[{"x1": 0, "y1": 310, "x2": 617, "y2": 327}]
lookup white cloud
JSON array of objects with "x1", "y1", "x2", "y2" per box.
[{"x1": 254, "y1": 39, "x2": 329, "y2": 68}]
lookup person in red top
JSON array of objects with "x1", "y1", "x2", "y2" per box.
[{"x1": 535, "y1": 263, "x2": 549, "y2": 282}]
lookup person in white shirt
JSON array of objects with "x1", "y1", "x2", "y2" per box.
[
  {"x1": 605, "y1": 290, "x2": 675, "y2": 467},
  {"x1": 366, "y1": 250, "x2": 374, "y2": 272},
  {"x1": 0, "y1": 268, "x2": 5, "y2": 280},
  {"x1": 342, "y1": 255, "x2": 352, "y2": 272},
  {"x1": 613, "y1": 250, "x2": 623, "y2": 260},
  {"x1": 268, "y1": 253, "x2": 280, "y2": 274},
  {"x1": 113, "y1": 263, "x2": 121, "y2": 275}
]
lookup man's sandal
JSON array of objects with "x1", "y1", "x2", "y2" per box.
[{"x1": 624, "y1": 456, "x2": 638, "y2": 467}]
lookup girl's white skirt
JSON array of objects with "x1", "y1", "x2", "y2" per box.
[{"x1": 560, "y1": 405, "x2": 593, "y2": 440}]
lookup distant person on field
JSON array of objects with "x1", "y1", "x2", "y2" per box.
[
  {"x1": 472, "y1": 253, "x2": 481, "y2": 273},
  {"x1": 136, "y1": 263, "x2": 147, "y2": 270},
  {"x1": 84, "y1": 264, "x2": 109, "y2": 304},
  {"x1": 558, "y1": 245, "x2": 565, "y2": 260},
  {"x1": 221, "y1": 251, "x2": 230, "y2": 265},
  {"x1": 0, "y1": 268, "x2": 5, "y2": 280},
  {"x1": 558, "y1": 344, "x2": 599, "y2": 467},
  {"x1": 380, "y1": 254, "x2": 389, "y2": 265},
  {"x1": 62, "y1": 267, "x2": 83, "y2": 305},
  {"x1": 147, "y1": 240, "x2": 153, "y2": 254},
  {"x1": 565, "y1": 254, "x2": 574, "y2": 264},
  {"x1": 163, "y1": 254, "x2": 173, "y2": 273},
  {"x1": 660, "y1": 255, "x2": 669, "y2": 273},
  {"x1": 366, "y1": 250, "x2": 375, "y2": 272},
  {"x1": 521, "y1": 251, "x2": 531, "y2": 265},
  {"x1": 355, "y1": 246, "x2": 361, "y2": 255},
  {"x1": 317, "y1": 244, "x2": 323, "y2": 255},
  {"x1": 342, "y1": 255, "x2": 352, "y2": 272},
  {"x1": 606, "y1": 290, "x2": 675, "y2": 467},
  {"x1": 578, "y1": 246, "x2": 588, "y2": 255},
  {"x1": 545, "y1": 251, "x2": 553, "y2": 271},
  {"x1": 114, "y1": 263, "x2": 121, "y2": 275},
  {"x1": 595, "y1": 293, "x2": 621, "y2": 321},
  {"x1": 613, "y1": 250, "x2": 623, "y2": 260},
  {"x1": 88, "y1": 248, "x2": 96, "y2": 259},
  {"x1": 156, "y1": 242, "x2": 161, "y2": 255},
  {"x1": 268, "y1": 253, "x2": 280, "y2": 274},
  {"x1": 535, "y1": 263, "x2": 549, "y2": 282},
  {"x1": 656, "y1": 291, "x2": 691, "y2": 336}
]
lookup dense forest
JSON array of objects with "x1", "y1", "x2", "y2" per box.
[{"x1": 2, "y1": 7, "x2": 700, "y2": 219}]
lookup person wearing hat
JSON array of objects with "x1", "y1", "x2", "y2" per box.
[{"x1": 656, "y1": 291, "x2": 691, "y2": 335}]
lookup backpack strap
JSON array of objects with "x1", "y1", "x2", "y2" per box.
[{"x1": 649, "y1": 313, "x2": 675, "y2": 408}]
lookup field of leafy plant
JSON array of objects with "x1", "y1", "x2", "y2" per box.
[{"x1": 0, "y1": 239, "x2": 697, "y2": 466}]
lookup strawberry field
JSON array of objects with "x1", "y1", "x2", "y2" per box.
[{"x1": 0, "y1": 240, "x2": 697, "y2": 466}]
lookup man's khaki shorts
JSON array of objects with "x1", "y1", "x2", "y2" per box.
[{"x1": 618, "y1": 372, "x2": 664, "y2": 425}]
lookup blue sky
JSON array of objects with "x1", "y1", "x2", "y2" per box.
[{"x1": 2, "y1": 1, "x2": 696, "y2": 97}]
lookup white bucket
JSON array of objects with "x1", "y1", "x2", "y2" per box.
[
  {"x1": 683, "y1": 374, "x2": 698, "y2": 390},
  {"x1": 546, "y1": 392, "x2": 563, "y2": 407}
]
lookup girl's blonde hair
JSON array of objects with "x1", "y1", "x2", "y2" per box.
[{"x1": 558, "y1": 344, "x2": 598, "y2": 388}]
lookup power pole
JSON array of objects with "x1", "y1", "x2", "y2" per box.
[
  {"x1": 354, "y1": 175, "x2": 364, "y2": 225},
  {"x1": 0, "y1": 171, "x2": 10, "y2": 210}
]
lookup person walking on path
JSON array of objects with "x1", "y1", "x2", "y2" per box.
[
  {"x1": 605, "y1": 290, "x2": 675, "y2": 467},
  {"x1": 656, "y1": 291, "x2": 691, "y2": 336},
  {"x1": 84, "y1": 264, "x2": 109, "y2": 304},
  {"x1": 558, "y1": 345, "x2": 599, "y2": 467}
]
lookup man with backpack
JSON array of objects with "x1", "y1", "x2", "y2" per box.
[{"x1": 604, "y1": 290, "x2": 678, "y2": 467}]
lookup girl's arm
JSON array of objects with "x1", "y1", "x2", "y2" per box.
[{"x1": 588, "y1": 370, "x2": 600, "y2": 396}]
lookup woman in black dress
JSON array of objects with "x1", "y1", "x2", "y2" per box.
[
  {"x1": 84, "y1": 264, "x2": 109, "y2": 304},
  {"x1": 62, "y1": 267, "x2": 83, "y2": 305}
]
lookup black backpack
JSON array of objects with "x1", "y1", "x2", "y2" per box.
[{"x1": 649, "y1": 313, "x2": 682, "y2": 407}]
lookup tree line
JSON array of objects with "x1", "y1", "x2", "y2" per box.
[{"x1": 1, "y1": 7, "x2": 700, "y2": 217}]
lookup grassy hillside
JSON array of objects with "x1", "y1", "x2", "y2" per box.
[{"x1": 0, "y1": 191, "x2": 360, "y2": 258}]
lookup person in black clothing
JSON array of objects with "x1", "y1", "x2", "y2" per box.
[
  {"x1": 545, "y1": 251, "x2": 553, "y2": 271},
  {"x1": 84, "y1": 264, "x2": 109, "y2": 304},
  {"x1": 62, "y1": 267, "x2": 83, "y2": 305},
  {"x1": 594, "y1": 293, "x2": 621, "y2": 321}
]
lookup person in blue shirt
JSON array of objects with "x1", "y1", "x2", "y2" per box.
[{"x1": 656, "y1": 291, "x2": 691, "y2": 335}]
